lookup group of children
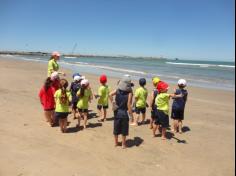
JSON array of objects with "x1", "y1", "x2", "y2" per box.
[{"x1": 39, "y1": 71, "x2": 188, "y2": 147}]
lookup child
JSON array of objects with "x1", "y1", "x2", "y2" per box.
[
  {"x1": 171, "y1": 79, "x2": 188, "y2": 134},
  {"x1": 109, "y1": 76, "x2": 133, "y2": 149},
  {"x1": 131, "y1": 78, "x2": 148, "y2": 126},
  {"x1": 153, "y1": 81, "x2": 182, "y2": 139},
  {"x1": 54, "y1": 79, "x2": 72, "y2": 133},
  {"x1": 149, "y1": 77, "x2": 160, "y2": 129},
  {"x1": 77, "y1": 79, "x2": 93, "y2": 129},
  {"x1": 96, "y1": 75, "x2": 110, "y2": 122},
  {"x1": 70, "y1": 74, "x2": 84, "y2": 119},
  {"x1": 38, "y1": 77, "x2": 56, "y2": 126}
]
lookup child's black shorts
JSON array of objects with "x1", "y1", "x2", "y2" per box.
[
  {"x1": 156, "y1": 110, "x2": 169, "y2": 128},
  {"x1": 171, "y1": 109, "x2": 184, "y2": 120},
  {"x1": 135, "y1": 107, "x2": 146, "y2": 114},
  {"x1": 55, "y1": 112, "x2": 69, "y2": 119},
  {"x1": 97, "y1": 105, "x2": 109, "y2": 110},
  {"x1": 72, "y1": 102, "x2": 78, "y2": 110},
  {"x1": 78, "y1": 109, "x2": 88, "y2": 113},
  {"x1": 113, "y1": 118, "x2": 129, "y2": 136}
]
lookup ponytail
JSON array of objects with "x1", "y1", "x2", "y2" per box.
[{"x1": 59, "y1": 79, "x2": 69, "y2": 105}]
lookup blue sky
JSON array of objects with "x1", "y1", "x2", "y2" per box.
[{"x1": 0, "y1": 0, "x2": 235, "y2": 61}]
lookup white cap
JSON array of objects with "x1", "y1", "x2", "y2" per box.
[
  {"x1": 50, "y1": 72, "x2": 59, "y2": 81},
  {"x1": 81, "y1": 79, "x2": 89, "y2": 86},
  {"x1": 178, "y1": 79, "x2": 187, "y2": 86},
  {"x1": 74, "y1": 75, "x2": 85, "y2": 81}
]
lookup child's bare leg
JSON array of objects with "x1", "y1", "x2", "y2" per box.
[
  {"x1": 122, "y1": 135, "x2": 127, "y2": 149},
  {"x1": 103, "y1": 109, "x2": 107, "y2": 121},
  {"x1": 162, "y1": 128, "x2": 167, "y2": 140},
  {"x1": 62, "y1": 118, "x2": 67, "y2": 132},
  {"x1": 83, "y1": 113, "x2": 88, "y2": 129},
  {"x1": 141, "y1": 113, "x2": 146, "y2": 124},
  {"x1": 59, "y1": 119, "x2": 64, "y2": 132},
  {"x1": 152, "y1": 124, "x2": 158, "y2": 137},
  {"x1": 114, "y1": 135, "x2": 119, "y2": 147},
  {"x1": 97, "y1": 108, "x2": 102, "y2": 120},
  {"x1": 50, "y1": 111, "x2": 55, "y2": 125},
  {"x1": 172, "y1": 120, "x2": 177, "y2": 133},
  {"x1": 150, "y1": 118, "x2": 154, "y2": 129},
  {"x1": 178, "y1": 120, "x2": 183, "y2": 133}
]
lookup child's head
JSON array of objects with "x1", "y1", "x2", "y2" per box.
[
  {"x1": 157, "y1": 81, "x2": 169, "y2": 93},
  {"x1": 74, "y1": 75, "x2": 85, "y2": 83},
  {"x1": 81, "y1": 79, "x2": 89, "y2": 88},
  {"x1": 44, "y1": 77, "x2": 53, "y2": 91},
  {"x1": 139, "y1": 78, "x2": 146, "y2": 87},
  {"x1": 100, "y1": 75, "x2": 107, "y2": 85},
  {"x1": 60, "y1": 79, "x2": 69, "y2": 89},
  {"x1": 152, "y1": 77, "x2": 160, "y2": 87},
  {"x1": 178, "y1": 79, "x2": 187, "y2": 89},
  {"x1": 50, "y1": 71, "x2": 59, "y2": 81}
]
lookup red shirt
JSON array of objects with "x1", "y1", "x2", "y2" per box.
[
  {"x1": 38, "y1": 86, "x2": 56, "y2": 110},
  {"x1": 52, "y1": 79, "x2": 60, "y2": 91}
]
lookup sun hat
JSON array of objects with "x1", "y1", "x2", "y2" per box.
[
  {"x1": 50, "y1": 71, "x2": 59, "y2": 81},
  {"x1": 72, "y1": 73, "x2": 81, "y2": 79},
  {"x1": 51, "y1": 51, "x2": 60, "y2": 57},
  {"x1": 118, "y1": 76, "x2": 133, "y2": 92},
  {"x1": 152, "y1": 77, "x2": 161, "y2": 85},
  {"x1": 74, "y1": 75, "x2": 85, "y2": 81},
  {"x1": 157, "y1": 81, "x2": 169, "y2": 92},
  {"x1": 178, "y1": 79, "x2": 187, "y2": 87},
  {"x1": 81, "y1": 79, "x2": 89, "y2": 86},
  {"x1": 139, "y1": 78, "x2": 146, "y2": 86},
  {"x1": 100, "y1": 75, "x2": 107, "y2": 84}
]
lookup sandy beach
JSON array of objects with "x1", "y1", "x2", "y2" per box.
[{"x1": 0, "y1": 56, "x2": 235, "y2": 176}]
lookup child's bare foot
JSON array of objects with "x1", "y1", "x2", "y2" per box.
[
  {"x1": 122, "y1": 145, "x2": 127, "y2": 149},
  {"x1": 162, "y1": 136, "x2": 167, "y2": 140},
  {"x1": 115, "y1": 143, "x2": 119, "y2": 147},
  {"x1": 83, "y1": 125, "x2": 87, "y2": 129},
  {"x1": 150, "y1": 125, "x2": 153, "y2": 129},
  {"x1": 130, "y1": 122, "x2": 138, "y2": 126}
]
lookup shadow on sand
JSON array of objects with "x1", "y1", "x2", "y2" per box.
[{"x1": 126, "y1": 137, "x2": 144, "y2": 148}]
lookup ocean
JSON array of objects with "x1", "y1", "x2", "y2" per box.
[{"x1": 3, "y1": 55, "x2": 235, "y2": 91}]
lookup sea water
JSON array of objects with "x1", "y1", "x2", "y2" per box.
[{"x1": 4, "y1": 55, "x2": 235, "y2": 91}]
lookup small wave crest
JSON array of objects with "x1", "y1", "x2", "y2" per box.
[
  {"x1": 72, "y1": 61, "x2": 147, "y2": 75},
  {"x1": 166, "y1": 62, "x2": 235, "y2": 69}
]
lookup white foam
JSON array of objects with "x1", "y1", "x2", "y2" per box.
[
  {"x1": 218, "y1": 65, "x2": 235, "y2": 68},
  {"x1": 72, "y1": 62, "x2": 147, "y2": 75}
]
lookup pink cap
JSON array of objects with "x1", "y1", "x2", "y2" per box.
[{"x1": 52, "y1": 51, "x2": 60, "y2": 57}]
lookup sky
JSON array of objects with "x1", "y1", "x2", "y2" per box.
[{"x1": 0, "y1": 0, "x2": 235, "y2": 61}]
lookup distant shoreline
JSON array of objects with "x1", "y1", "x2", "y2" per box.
[{"x1": 0, "y1": 50, "x2": 167, "y2": 60}]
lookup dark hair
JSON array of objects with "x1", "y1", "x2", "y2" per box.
[
  {"x1": 178, "y1": 84, "x2": 186, "y2": 89},
  {"x1": 79, "y1": 84, "x2": 87, "y2": 98},
  {"x1": 59, "y1": 79, "x2": 69, "y2": 105},
  {"x1": 44, "y1": 77, "x2": 52, "y2": 91}
]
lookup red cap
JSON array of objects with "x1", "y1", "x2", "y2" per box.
[
  {"x1": 157, "y1": 81, "x2": 169, "y2": 92},
  {"x1": 100, "y1": 75, "x2": 107, "y2": 84}
]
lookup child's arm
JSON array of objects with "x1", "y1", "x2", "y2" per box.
[
  {"x1": 169, "y1": 93, "x2": 183, "y2": 99},
  {"x1": 149, "y1": 91, "x2": 155, "y2": 108},
  {"x1": 109, "y1": 89, "x2": 117, "y2": 103},
  {"x1": 127, "y1": 92, "x2": 133, "y2": 115}
]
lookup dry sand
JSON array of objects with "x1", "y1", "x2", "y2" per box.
[{"x1": 0, "y1": 56, "x2": 235, "y2": 176}]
